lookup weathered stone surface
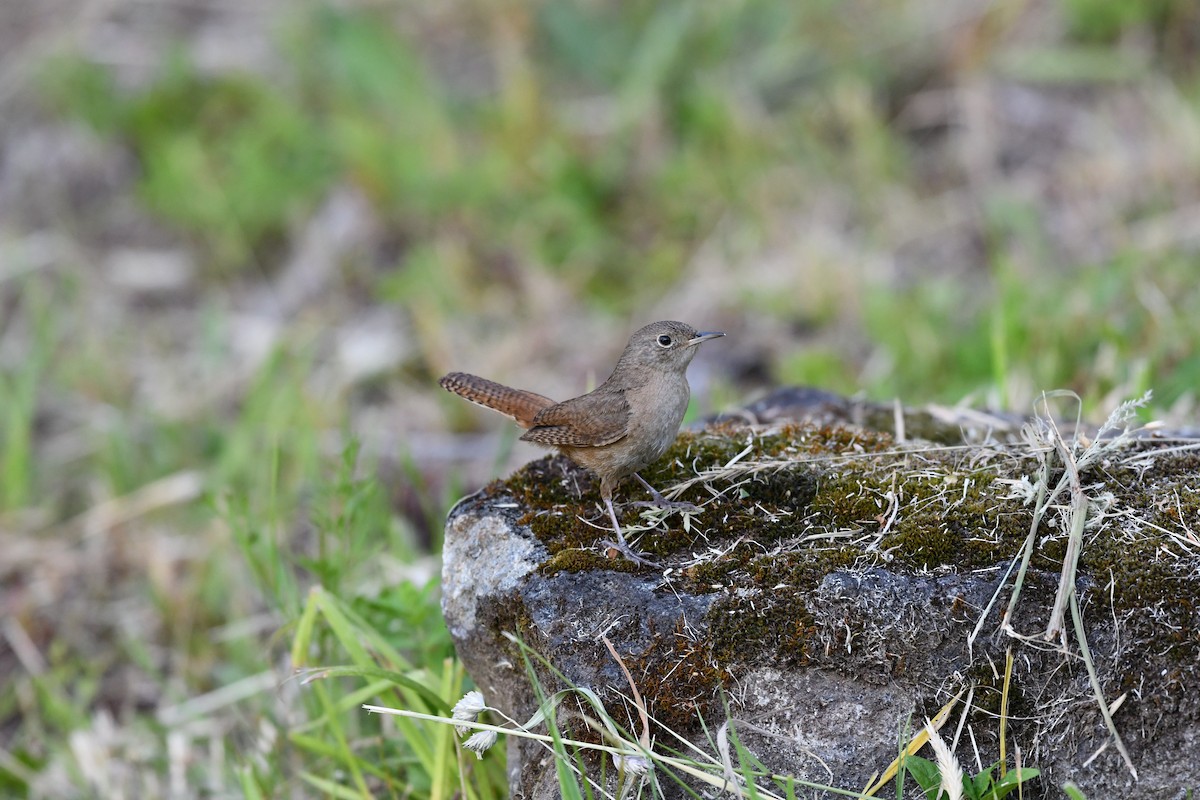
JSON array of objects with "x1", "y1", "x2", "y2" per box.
[{"x1": 442, "y1": 388, "x2": 1200, "y2": 799}]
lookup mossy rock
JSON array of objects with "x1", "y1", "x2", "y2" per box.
[{"x1": 441, "y1": 389, "x2": 1200, "y2": 799}]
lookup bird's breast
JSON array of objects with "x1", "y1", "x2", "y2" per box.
[{"x1": 621, "y1": 375, "x2": 691, "y2": 468}]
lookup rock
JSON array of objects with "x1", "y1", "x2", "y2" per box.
[{"x1": 441, "y1": 388, "x2": 1200, "y2": 799}]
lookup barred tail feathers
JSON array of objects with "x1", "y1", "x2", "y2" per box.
[{"x1": 438, "y1": 372, "x2": 555, "y2": 428}]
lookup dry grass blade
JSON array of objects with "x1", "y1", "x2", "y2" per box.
[
  {"x1": 1039, "y1": 393, "x2": 1147, "y2": 779},
  {"x1": 1043, "y1": 392, "x2": 1147, "y2": 641},
  {"x1": 862, "y1": 689, "x2": 961, "y2": 797},
  {"x1": 1044, "y1": 431, "x2": 1089, "y2": 643},
  {"x1": 600, "y1": 636, "x2": 650, "y2": 750},
  {"x1": 964, "y1": 392, "x2": 1154, "y2": 782},
  {"x1": 1070, "y1": 590, "x2": 1138, "y2": 779},
  {"x1": 715, "y1": 722, "x2": 743, "y2": 800},
  {"x1": 1000, "y1": 410, "x2": 1070, "y2": 636},
  {"x1": 1000, "y1": 648, "x2": 1012, "y2": 779},
  {"x1": 59, "y1": 470, "x2": 205, "y2": 539}
]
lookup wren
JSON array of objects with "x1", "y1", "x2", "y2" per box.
[{"x1": 440, "y1": 321, "x2": 724, "y2": 565}]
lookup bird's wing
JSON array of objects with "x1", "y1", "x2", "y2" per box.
[{"x1": 520, "y1": 391, "x2": 630, "y2": 447}]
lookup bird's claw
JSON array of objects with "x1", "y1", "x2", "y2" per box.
[
  {"x1": 598, "y1": 539, "x2": 661, "y2": 568},
  {"x1": 629, "y1": 498, "x2": 700, "y2": 513}
]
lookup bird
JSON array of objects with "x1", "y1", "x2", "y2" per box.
[{"x1": 439, "y1": 321, "x2": 725, "y2": 565}]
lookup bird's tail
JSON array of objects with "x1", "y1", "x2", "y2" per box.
[{"x1": 438, "y1": 372, "x2": 555, "y2": 428}]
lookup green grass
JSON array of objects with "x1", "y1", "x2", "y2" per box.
[
  {"x1": 858, "y1": 255, "x2": 1200, "y2": 416},
  {"x1": 0, "y1": 284, "x2": 52, "y2": 511},
  {"x1": 37, "y1": 3, "x2": 940, "y2": 306},
  {"x1": 5, "y1": 0, "x2": 1200, "y2": 796},
  {"x1": 36, "y1": 3, "x2": 1200, "y2": 415}
]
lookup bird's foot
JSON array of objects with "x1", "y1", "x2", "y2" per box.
[
  {"x1": 628, "y1": 498, "x2": 700, "y2": 512},
  {"x1": 600, "y1": 495, "x2": 662, "y2": 568},
  {"x1": 598, "y1": 538, "x2": 661, "y2": 569},
  {"x1": 631, "y1": 473, "x2": 700, "y2": 512}
]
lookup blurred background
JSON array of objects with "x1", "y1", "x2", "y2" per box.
[{"x1": 1, "y1": 0, "x2": 1198, "y2": 795}]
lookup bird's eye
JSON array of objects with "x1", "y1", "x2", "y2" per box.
[{"x1": 657, "y1": 334, "x2": 673, "y2": 347}]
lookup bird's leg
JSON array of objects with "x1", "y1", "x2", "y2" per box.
[
  {"x1": 597, "y1": 487, "x2": 660, "y2": 568},
  {"x1": 628, "y1": 472, "x2": 700, "y2": 512}
]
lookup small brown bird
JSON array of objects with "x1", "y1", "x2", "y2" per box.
[{"x1": 440, "y1": 321, "x2": 724, "y2": 565}]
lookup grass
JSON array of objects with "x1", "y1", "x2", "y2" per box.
[
  {"x1": 858, "y1": 256, "x2": 1200, "y2": 416},
  {"x1": 365, "y1": 635, "x2": 873, "y2": 799},
  {"x1": 3, "y1": 0, "x2": 1200, "y2": 796},
  {"x1": 33, "y1": 6, "x2": 1200, "y2": 414}
]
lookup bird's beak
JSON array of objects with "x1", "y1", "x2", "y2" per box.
[{"x1": 687, "y1": 331, "x2": 725, "y2": 346}]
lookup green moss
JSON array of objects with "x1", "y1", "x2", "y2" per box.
[
  {"x1": 541, "y1": 548, "x2": 638, "y2": 575},
  {"x1": 625, "y1": 618, "x2": 732, "y2": 732},
  {"x1": 477, "y1": 590, "x2": 538, "y2": 665},
  {"x1": 502, "y1": 421, "x2": 1037, "y2": 584},
  {"x1": 700, "y1": 542, "x2": 865, "y2": 667}
]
